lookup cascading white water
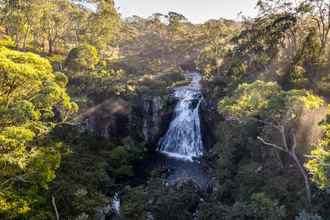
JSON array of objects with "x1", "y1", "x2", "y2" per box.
[
  {"x1": 112, "y1": 192, "x2": 120, "y2": 215},
  {"x1": 159, "y1": 72, "x2": 204, "y2": 160}
]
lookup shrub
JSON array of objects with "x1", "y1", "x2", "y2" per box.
[
  {"x1": 48, "y1": 54, "x2": 65, "y2": 71},
  {"x1": 289, "y1": 65, "x2": 308, "y2": 87},
  {"x1": 0, "y1": 35, "x2": 15, "y2": 48},
  {"x1": 218, "y1": 80, "x2": 281, "y2": 118},
  {"x1": 219, "y1": 80, "x2": 324, "y2": 120},
  {"x1": 156, "y1": 70, "x2": 185, "y2": 85},
  {"x1": 121, "y1": 186, "x2": 148, "y2": 220},
  {"x1": 231, "y1": 193, "x2": 286, "y2": 219},
  {"x1": 65, "y1": 44, "x2": 99, "y2": 71},
  {"x1": 305, "y1": 114, "x2": 330, "y2": 190}
]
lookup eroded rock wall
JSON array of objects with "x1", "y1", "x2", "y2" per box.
[{"x1": 81, "y1": 94, "x2": 175, "y2": 149}]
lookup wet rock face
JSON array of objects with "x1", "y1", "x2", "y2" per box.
[
  {"x1": 130, "y1": 95, "x2": 175, "y2": 149},
  {"x1": 82, "y1": 98, "x2": 130, "y2": 143},
  {"x1": 82, "y1": 95, "x2": 175, "y2": 148},
  {"x1": 198, "y1": 78, "x2": 224, "y2": 151},
  {"x1": 199, "y1": 99, "x2": 222, "y2": 151}
]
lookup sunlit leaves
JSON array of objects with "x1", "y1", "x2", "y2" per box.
[
  {"x1": 219, "y1": 80, "x2": 324, "y2": 121},
  {"x1": 0, "y1": 46, "x2": 53, "y2": 102},
  {"x1": 219, "y1": 80, "x2": 281, "y2": 118},
  {"x1": 65, "y1": 44, "x2": 99, "y2": 71},
  {"x1": 0, "y1": 126, "x2": 34, "y2": 175},
  {"x1": 0, "y1": 47, "x2": 77, "y2": 218},
  {"x1": 306, "y1": 110, "x2": 330, "y2": 190},
  {"x1": 306, "y1": 143, "x2": 330, "y2": 190}
]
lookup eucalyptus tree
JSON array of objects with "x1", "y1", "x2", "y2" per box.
[
  {"x1": 0, "y1": 46, "x2": 77, "y2": 219},
  {"x1": 305, "y1": 0, "x2": 330, "y2": 54},
  {"x1": 40, "y1": 0, "x2": 73, "y2": 54},
  {"x1": 306, "y1": 109, "x2": 330, "y2": 191},
  {"x1": 219, "y1": 80, "x2": 325, "y2": 206},
  {"x1": 84, "y1": 0, "x2": 120, "y2": 53},
  {"x1": 0, "y1": 0, "x2": 44, "y2": 49}
]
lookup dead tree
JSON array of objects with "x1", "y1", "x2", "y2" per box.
[
  {"x1": 257, "y1": 124, "x2": 312, "y2": 206},
  {"x1": 52, "y1": 196, "x2": 60, "y2": 220}
]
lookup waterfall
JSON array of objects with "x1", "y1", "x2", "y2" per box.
[
  {"x1": 95, "y1": 192, "x2": 120, "y2": 220},
  {"x1": 112, "y1": 192, "x2": 120, "y2": 215},
  {"x1": 159, "y1": 72, "x2": 204, "y2": 161}
]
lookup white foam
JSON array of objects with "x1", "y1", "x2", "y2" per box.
[
  {"x1": 159, "y1": 72, "x2": 204, "y2": 160},
  {"x1": 160, "y1": 150, "x2": 194, "y2": 161}
]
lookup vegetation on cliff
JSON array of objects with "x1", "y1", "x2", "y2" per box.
[{"x1": 0, "y1": 0, "x2": 330, "y2": 219}]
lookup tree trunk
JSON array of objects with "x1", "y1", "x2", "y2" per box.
[
  {"x1": 258, "y1": 125, "x2": 312, "y2": 207},
  {"x1": 290, "y1": 151, "x2": 312, "y2": 206},
  {"x1": 22, "y1": 28, "x2": 30, "y2": 50},
  {"x1": 52, "y1": 196, "x2": 60, "y2": 220},
  {"x1": 280, "y1": 127, "x2": 312, "y2": 206},
  {"x1": 15, "y1": 32, "x2": 20, "y2": 49},
  {"x1": 48, "y1": 38, "x2": 53, "y2": 55}
]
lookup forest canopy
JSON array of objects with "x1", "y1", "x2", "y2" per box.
[{"x1": 0, "y1": 0, "x2": 330, "y2": 219}]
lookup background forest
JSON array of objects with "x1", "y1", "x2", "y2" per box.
[{"x1": 1, "y1": 0, "x2": 330, "y2": 219}]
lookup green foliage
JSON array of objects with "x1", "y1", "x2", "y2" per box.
[
  {"x1": 197, "y1": 193, "x2": 286, "y2": 220},
  {"x1": 0, "y1": 35, "x2": 15, "y2": 48},
  {"x1": 0, "y1": 0, "x2": 330, "y2": 219},
  {"x1": 50, "y1": 132, "x2": 113, "y2": 219},
  {"x1": 236, "y1": 162, "x2": 265, "y2": 200},
  {"x1": 0, "y1": 46, "x2": 77, "y2": 114},
  {"x1": 242, "y1": 192, "x2": 286, "y2": 219},
  {"x1": 54, "y1": 72, "x2": 69, "y2": 87},
  {"x1": 197, "y1": 41, "x2": 234, "y2": 80},
  {"x1": 136, "y1": 70, "x2": 186, "y2": 95},
  {"x1": 289, "y1": 65, "x2": 308, "y2": 87},
  {"x1": 196, "y1": 202, "x2": 231, "y2": 220},
  {"x1": 228, "y1": 61, "x2": 247, "y2": 79},
  {"x1": 0, "y1": 0, "x2": 120, "y2": 53},
  {"x1": 217, "y1": 80, "x2": 325, "y2": 217},
  {"x1": 0, "y1": 47, "x2": 77, "y2": 219},
  {"x1": 109, "y1": 147, "x2": 134, "y2": 178},
  {"x1": 122, "y1": 180, "x2": 202, "y2": 220},
  {"x1": 300, "y1": 29, "x2": 322, "y2": 65},
  {"x1": 48, "y1": 55, "x2": 65, "y2": 71},
  {"x1": 197, "y1": 46, "x2": 218, "y2": 79},
  {"x1": 121, "y1": 186, "x2": 148, "y2": 220},
  {"x1": 110, "y1": 140, "x2": 145, "y2": 179},
  {"x1": 267, "y1": 89, "x2": 325, "y2": 122},
  {"x1": 212, "y1": 120, "x2": 260, "y2": 200},
  {"x1": 219, "y1": 80, "x2": 324, "y2": 120},
  {"x1": 49, "y1": 124, "x2": 147, "y2": 219},
  {"x1": 65, "y1": 44, "x2": 100, "y2": 71},
  {"x1": 196, "y1": 19, "x2": 239, "y2": 80},
  {"x1": 306, "y1": 114, "x2": 330, "y2": 190},
  {"x1": 86, "y1": 0, "x2": 120, "y2": 51},
  {"x1": 219, "y1": 80, "x2": 281, "y2": 118}
]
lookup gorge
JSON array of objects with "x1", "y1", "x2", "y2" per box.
[{"x1": 2, "y1": 1, "x2": 330, "y2": 219}]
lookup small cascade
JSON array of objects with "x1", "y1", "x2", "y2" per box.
[
  {"x1": 159, "y1": 72, "x2": 204, "y2": 160},
  {"x1": 95, "y1": 193, "x2": 120, "y2": 220},
  {"x1": 112, "y1": 192, "x2": 120, "y2": 215}
]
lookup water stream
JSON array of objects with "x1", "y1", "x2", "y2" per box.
[
  {"x1": 156, "y1": 72, "x2": 208, "y2": 188},
  {"x1": 159, "y1": 72, "x2": 204, "y2": 160},
  {"x1": 107, "y1": 72, "x2": 208, "y2": 220}
]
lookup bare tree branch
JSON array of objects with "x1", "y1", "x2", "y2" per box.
[
  {"x1": 258, "y1": 133, "x2": 312, "y2": 206},
  {"x1": 52, "y1": 196, "x2": 60, "y2": 220},
  {"x1": 257, "y1": 136, "x2": 288, "y2": 152}
]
